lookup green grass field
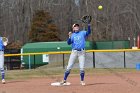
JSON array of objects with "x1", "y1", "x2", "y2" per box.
[{"x1": 4, "y1": 67, "x2": 139, "y2": 80}]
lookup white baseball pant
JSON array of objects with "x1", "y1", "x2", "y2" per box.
[
  {"x1": 66, "y1": 49, "x2": 85, "y2": 71},
  {"x1": 0, "y1": 51, "x2": 4, "y2": 69}
]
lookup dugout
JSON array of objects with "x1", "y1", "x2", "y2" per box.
[
  {"x1": 21, "y1": 41, "x2": 93, "y2": 69},
  {"x1": 4, "y1": 49, "x2": 21, "y2": 70}
]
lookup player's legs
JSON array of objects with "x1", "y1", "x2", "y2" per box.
[
  {"x1": 78, "y1": 50, "x2": 85, "y2": 85},
  {"x1": 1, "y1": 68, "x2": 5, "y2": 81},
  {"x1": 0, "y1": 51, "x2": 5, "y2": 84},
  {"x1": 78, "y1": 50, "x2": 85, "y2": 71},
  {"x1": 66, "y1": 50, "x2": 77, "y2": 70},
  {"x1": 63, "y1": 50, "x2": 77, "y2": 81}
]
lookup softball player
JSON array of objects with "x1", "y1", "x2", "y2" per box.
[
  {"x1": 0, "y1": 37, "x2": 6, "y2": 84},
  {"x1": 61, "y1": 23, "x2": 91, "y2": 85}
]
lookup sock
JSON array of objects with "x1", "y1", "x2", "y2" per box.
[
  {"x1": 80, "y1": 70, "x2": 85, "y2": 81},
  {"x1": 1, "y1": 69, "x2": 5, "y2": 80},
  {"x1": 64, "y1": 70, "x2": 70, "y2": 81}
]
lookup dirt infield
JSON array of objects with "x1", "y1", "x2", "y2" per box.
[{"x1": 0, "y1": 73, "x2": 140, "y2": 93}]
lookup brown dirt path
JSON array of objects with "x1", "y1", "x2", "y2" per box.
[{"x1": 0, "y1": 73, "x2": 140, "y2": 93}]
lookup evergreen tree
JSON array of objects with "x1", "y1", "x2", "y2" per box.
[{"x1": 29, "y1": 10, "x2": 60, "y2": 42}]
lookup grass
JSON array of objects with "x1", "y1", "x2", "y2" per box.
[{"x1": 4, "y1": 67, "x2": 139, "y2": 80}]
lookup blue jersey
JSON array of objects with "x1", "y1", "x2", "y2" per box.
[
  {"x1": 67, "y1": 24, "x2": 91, "y2": 50},
  {"x1": 0, "y1": 37, "x2": 4, "y2": 50}
]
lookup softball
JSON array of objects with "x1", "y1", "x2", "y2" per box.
[{"x1": 98, "y1": 5, "x2": 103, "y2": 10}]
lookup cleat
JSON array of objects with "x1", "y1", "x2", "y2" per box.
[
  {"x1": 60, "y1": 80, "x2": 67, "y2": 85},
  {"x1": 2, "y1": 79, "x2": 5, "y2": 84},
  {"x1": 80, "y1": 81, "x2": 85, "y2": 86}
]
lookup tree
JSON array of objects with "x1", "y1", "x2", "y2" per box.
[
  {"x1": 6, "y1": 41, "x2": 22, "y2": 49},
  {"x1": 29, "y1": 10, "x2": 60, "y2": 42}
]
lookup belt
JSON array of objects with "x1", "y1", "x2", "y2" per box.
[
  {"x1": 73, "y1": 48, "x2": 85, "y2": 51},
  {"x1": 0, "y1": 50, "x2": 3, "y2": 51}
]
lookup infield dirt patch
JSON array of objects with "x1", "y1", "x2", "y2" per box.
[{"x1": 0, "y1": 72, "x2": 140, "y2": 93}]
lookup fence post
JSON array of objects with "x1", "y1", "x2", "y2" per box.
[
  {"x1": 34, "y1": 55, "x2": 36, "y2": 69},
  {"x1": 63, "y1": 53, "x2": 65, "y2": 69},
  {"x1": 10, "y1": 56, "x2": 12, "y2": 70},
  {"x1": 28, "y1": 54, "x2": 31, "y2": 69},
  {"x1": 93, "y1": 52, "x2": 95, "y2": 68},
  {"x1": 124, "y1": 51, "x2": 126, "y2": 68}
]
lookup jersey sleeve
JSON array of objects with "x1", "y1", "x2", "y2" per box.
[
  {"x1": 85, "y1": 24, "x2": 91, "y2": 36},
  {"x1": 67, "y1": 34, "x2": 74, "y2": 45},
  {"x1": 82, "y1": 24, "x2": 91, "y2": 37},
  {"x1": 67, "y1": 38, "x2": 72, "y2": 45}
]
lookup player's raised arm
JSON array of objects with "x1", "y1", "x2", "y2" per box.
[
  {"x1": 85, "y1": 23, "x2": 91, "y2": 36},
  {"x1": 81, "y1": 15, "x2": 92, "y2": 36}
]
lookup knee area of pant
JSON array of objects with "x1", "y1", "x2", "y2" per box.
[
  {"x1": 65, "y1": 69, "x2": 71, "y2": 73},
  {"x1": 80, "y1": 68, "x2": 84, "y2": 71},
  {"x1": 0, "y1": 68, "x2": 4, "y2": 71},
  {"x1": 80, "y1": 70, "x2": 85, "y2": 74}
]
